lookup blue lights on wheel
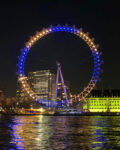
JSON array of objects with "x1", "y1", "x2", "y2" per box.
[{"x1": 18, "y1": 47, "x2": 29, "y2": 75}]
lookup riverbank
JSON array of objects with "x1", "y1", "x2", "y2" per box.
[
  {"x1": 55, "y1": 112, "x2": 120, "y2": 116},
  {"x1": 1, "y1": 111, "x2": 120, "y2": 116}
]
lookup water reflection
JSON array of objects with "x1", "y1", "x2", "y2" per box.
[
  {"x1": 91, "y1": 116, "x2": 120, "y2": 149},
  {"x1": 9, "y1": 115, "x2": 54, "y2": 150},
  {"x1": 1, "y1": 115, "x2": 120, "y2": 149}
]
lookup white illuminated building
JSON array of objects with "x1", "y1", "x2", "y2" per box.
[{"x1": 28, "y1": 70, "x2": 56, "y2": 100}]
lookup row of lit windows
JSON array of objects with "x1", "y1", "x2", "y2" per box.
[
  {"x1": 90, "y1": 101, "x2": 120, "y2": 103},
  {"x1": 90, "y1": 104, "x2": 120, "y2": 106},
  {"x1": 90, "y1": 107, "x2": 120, "y2": 109}
]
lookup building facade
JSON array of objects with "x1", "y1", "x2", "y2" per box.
[
  {"x1": 83, "y1": 97, "x2": 120, "y2": 112},
  {"x1": 28, "y1": 70, "x2": 56, "y2": 100}
]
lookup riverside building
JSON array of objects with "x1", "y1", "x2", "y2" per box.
[
  {"x1": 28, "y1": 70, "x2": 56, "y2": 101},
  {"x1": 83, "y1": 90, "x2": 120, "y2": 112}
]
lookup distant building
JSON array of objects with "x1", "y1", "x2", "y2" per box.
[
  {"x1": 28, "y1": 70, "x2": 56, "y2": 100},
  {"x1": 83, "y1": 97, "x2": 120, "y2": 112},
  {"x1": 83, "y1": 90, "x2": 120, "y2": 112}
]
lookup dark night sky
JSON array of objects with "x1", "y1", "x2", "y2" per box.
[{"x1": 0, "y1": 1, "x2": 120, "y2": 96}]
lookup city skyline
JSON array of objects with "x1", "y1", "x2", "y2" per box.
[{"x1": 0, "y1": 1, "x2": 120, "y2": 96}]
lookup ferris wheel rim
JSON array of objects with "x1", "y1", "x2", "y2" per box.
[{"x1": 18, "y1": 25, "x2": 101, "y2": 103}]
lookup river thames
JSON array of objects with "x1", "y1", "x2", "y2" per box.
[{"x1": 0, "y1": 115, "x2": 120, "y2": 150}]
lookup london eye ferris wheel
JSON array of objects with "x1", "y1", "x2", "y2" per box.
[{"x1": 18, "y1": 25, "x2": 102, "y2": 106}]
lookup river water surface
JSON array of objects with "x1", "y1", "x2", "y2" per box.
[{"x1": 0, "y1": 115, "x2": 120, "y2": 150}]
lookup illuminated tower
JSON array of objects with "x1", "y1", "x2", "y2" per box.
[{"x1": 55, "y1": 62, "x2": 69, "y2": 106}]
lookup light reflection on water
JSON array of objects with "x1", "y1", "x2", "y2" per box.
[{"x1": 0, "y1": 115, "x2": 120, "y2": 149}]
